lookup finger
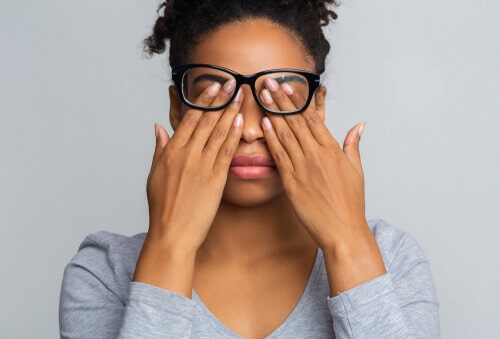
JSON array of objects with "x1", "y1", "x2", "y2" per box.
[
  {"x1": 188, "y1": 80, "x2": 239, "y2": 146},
  {"x1": 262, "y1": 78, "x2": 297, "y2": 112},
  {"x1": 281, "y1": 89, "x2": 316, "y2": 151},
  {"x1": 302, "y1": 107, "x2": 338, "y2": 148},
  {"x1": 260, "y1": 83, "x2": 303, "y2": 156},
  {"x1": 282, "y1": 82, "x2": 308, "y2": 111},
  {"x1": 204, "y1": 90, "x2": 244, "y2": 156},
  {"x1": 265, "y1": 112, "x2": 304, "y2": 161},
  {"x1": 168, "y1": 82, "x2": 223, "y2": 147},
  {"x1": 262, "y1": 117, "x2": 295, "y2": 174},
  {"x1": 213, "y1": 113, "x2": 244, "y2": 173},
  {"x1": 261, "y1": 81, "x2": 315, "y2": 152},
  {"x1": 259, "y1": 88, "x2": 280, "y2": 112},
  {"x1": 291, "y1": 85, "x2": 333, "y2": 146},
  {"x1": 151, "y1": 123, "x2": 170, "y2": 167},
  {"x1": 343, "y1": 122, "x2": 365, "y2": 175}
]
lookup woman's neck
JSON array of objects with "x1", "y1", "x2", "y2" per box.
[{"x1": 197, "y1": 193, "x2": 316, "y2": 264}]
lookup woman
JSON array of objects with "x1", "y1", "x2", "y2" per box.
[{"x1": 60, "y1": 1, "x2": 440, "y2": 338}]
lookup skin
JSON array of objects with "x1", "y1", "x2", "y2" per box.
[{"x1": 133, "y1": 18, "x2": 386, "y2": 339}]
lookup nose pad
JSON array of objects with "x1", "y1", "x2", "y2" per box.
[{"x1": 239, "y1": 85, "x2": 265, "y2": 143}]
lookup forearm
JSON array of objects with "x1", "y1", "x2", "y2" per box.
[
  {"x1": 132, "y1": 235, "x2": 197, "y2": 298},
  {"x1": 124, "y1": 234, "x2": 200, "y2": 338},
  {"x1": 322, "y1": 222, "x2": 386, "y2": 297},
  {"x1": 325, "y1": 222, "x2": 440, "y2": 338}
]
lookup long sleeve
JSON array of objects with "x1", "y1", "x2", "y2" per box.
[
  {"x1": 327, "y1": 231, "x2": 440, "y2": 338},
  {"x1": 119, "y1": 283, "x2": 196, "y2": 338},
  {"x1": 59, "y1": 233, "x2": 197, "y2": 339},
  {"x1": 60, "y1": 222, "x2": 439, "y2": 338}
]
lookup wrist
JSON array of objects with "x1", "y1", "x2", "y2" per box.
[
  {"x1": 145, "y1": 222, "x2": 202, "y2": 255},
  {"x1": 322, "y1": 227, "x2": 386, "y2": 297},
  {"x1": 133, "y1": 235, "x2": 198, "y2": 298}
]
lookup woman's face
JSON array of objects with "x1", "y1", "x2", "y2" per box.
[{"x1": 170, "y1": 18, "x2": 326, "y2": 207}]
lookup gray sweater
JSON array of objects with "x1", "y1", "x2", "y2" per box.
[{"x1": 59, "y1": 219, "x2": 440, "y2": 338}]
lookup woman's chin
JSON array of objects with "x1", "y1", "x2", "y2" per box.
[{"x1": 221, "y1": 179, "x2": 285, "y2": 208}]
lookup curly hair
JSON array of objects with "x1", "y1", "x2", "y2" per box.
[{"x1": 144, "y1": 0, "x2": 338, "y2": 74}]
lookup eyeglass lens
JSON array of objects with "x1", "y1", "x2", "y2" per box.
[{"x1": 181, "y1": 66, "x2": 310, "y2": 113}]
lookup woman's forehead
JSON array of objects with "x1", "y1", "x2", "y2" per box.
[{"x1": 187, "y1": 18, "x2": 315, "y2": 74}]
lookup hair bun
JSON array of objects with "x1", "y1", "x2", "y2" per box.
[
  {"x1": 172, "y1": 0, "x2": 197, "y2": 13},
  {"x1": 145, "y1": 0, "x2": 339, "y2": 73},
  {"x1": 279, "y1": 0, "x2": 337, "y2": 24},
  {"x1": 309, "y1": 0, "x2": 338, "y2": 24}
]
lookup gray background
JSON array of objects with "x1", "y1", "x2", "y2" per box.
[{"x1": 1, "y1": 0, "x2": 498, "y2": 338}]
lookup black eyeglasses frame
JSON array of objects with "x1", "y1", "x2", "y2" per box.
[{"x1": 171, "y1": 64, "x2": 321, "y2": 115}]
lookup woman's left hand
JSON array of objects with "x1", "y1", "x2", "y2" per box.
[{"x1": 260, "y1": 79, "x2": 386, "y2": 294}]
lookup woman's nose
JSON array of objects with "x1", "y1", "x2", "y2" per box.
[{"x1": 239, "y1": 86, "x2": 265, "y2": 143}]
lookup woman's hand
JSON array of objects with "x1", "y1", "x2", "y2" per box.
[
  {"x1": 260, "y1": 78, "x2": 386, "y2": 295},
  {"x1": 133, "y1": 81, "x2": 244, "y2": 297}
]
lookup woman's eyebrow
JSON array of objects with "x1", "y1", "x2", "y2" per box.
[
  {"x1": 192, "y1": 73, "x2": 230, "y2": 84},
  {"x1": 273, "y1": 74, "x2": 306, "y2": 84}
]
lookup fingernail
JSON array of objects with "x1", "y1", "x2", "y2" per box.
[
  {"x1": 265, "y1": 78, "x2": 279, "y2": 91},
  {"x1": 223, "y1": 79, "x2": 236, "y2": 93},
  {"x1": 154, "y1": 123, "x2": 158, "y2": 139},
  {"x1": 207, "y1": 82, "x2": 221, "y2": 97},
  {"x1": 358, "y1": 122, "x2": 366, "y2": 138},
  {"x1": 262, "y1": 117, "x2": 273, "y2": 131},
  {"x1": 261, "y1": 89, "x2": 273, "y2": 105},
  {"x1": 282, "y1": 83, "x2": 294, "y2": 95},
  {"x1": 234, "y1": 113, "x2": 243, "y2": 127}
]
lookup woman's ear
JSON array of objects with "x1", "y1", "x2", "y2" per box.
[
  {"x1": 169, "y1": 85, "x2": 183, "y2": 130},
  {"x1": 314, "y1": 85, "x2": 327, "y2": 120}
]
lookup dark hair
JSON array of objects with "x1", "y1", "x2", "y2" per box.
[{"x1": 144, "y1": 0, "x2": 338, "y2": 74}]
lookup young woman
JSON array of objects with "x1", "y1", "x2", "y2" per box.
[{"x1": 60, "y1": 1, "x2": 440, "y2": 338}]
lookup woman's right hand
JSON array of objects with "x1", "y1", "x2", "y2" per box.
[{"x1": 133, "y1": 81, "x2": 244, "y2": 297}]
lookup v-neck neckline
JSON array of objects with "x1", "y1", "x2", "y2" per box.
[{"x1": 192, "y1": 248, "x2": 324, "y2": 338}]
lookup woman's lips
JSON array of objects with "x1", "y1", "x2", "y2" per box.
[{"x1": 229, "y1": 155, "x2": 277, "y2": 179}]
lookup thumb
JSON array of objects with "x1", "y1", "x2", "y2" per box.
[
  {"x1": 152, "y1": 123, "x2": 170, "y2": 167},
  {"x1": 343, "y1": 122, "x2": 365, "y2": 175}
]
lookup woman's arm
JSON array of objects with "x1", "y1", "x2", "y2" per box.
[
  {"x1": 327, "y1": 224, "x2": 440, "y2": 338},
  {"x1": 61, "y1": 84, "x2": 244, "y2": 338},
  {"x1": 132, "y1": 85, "x2": 243, "y2": 297},
  {"x1": 261, "y1": 82, "x2": 439, "y2": 337},
  {"x1": 59, "y1": 233, "x2": 197, "y2": 339}
]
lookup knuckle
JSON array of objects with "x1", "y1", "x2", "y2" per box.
[
  {"x1": 162, "y1": 149, "x2": 177, "y2": 168},
  {"x1": 274, "y1": 90, "x2": 287, "y2": 102},
  {"x1": 211, "y1": 126, "x2": 227, "y2": 141},
  {"x1": 280, "y1": 129, "x2": 295, "y2": 141},
  {"x1": 288, "y1": 115, "x2": 304, "y2": 128},
  {"x1": 182, "y1": 112, "x2": 198, "y2": 128},
  {"x1": 303, "y1": 111, "x2": 319, "y2": 124},
  {"x1": 218, "y1": 146, "x2": 232, "y2": 159},
  {"x1": 200, "y1": 91, "x2": 214, "y2": 104},
  {"x1": 274, "y1": 150, "x2": 288, "y2": 162},
  {"x1": 199, "y1": 113, "x2": 217, "y2": 127},
  {"x1": 290, "y1": 91, "x2": 303, "y2": 103}
]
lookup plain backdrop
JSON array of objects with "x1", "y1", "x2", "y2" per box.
[{"x1": 1, "y1": 0, "x2": 499, "y2": 338}]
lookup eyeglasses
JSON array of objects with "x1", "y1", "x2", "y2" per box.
[{"x1": 171, "y1": 64, "x2": 321, "y2": 115}]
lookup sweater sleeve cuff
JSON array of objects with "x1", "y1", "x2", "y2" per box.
[
  {"x1": 327, "y1": 273, "x2": 395, "y2": 316},
  {"x1": 119, "y1": 282, "x2": 197, "y2": 338}
]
